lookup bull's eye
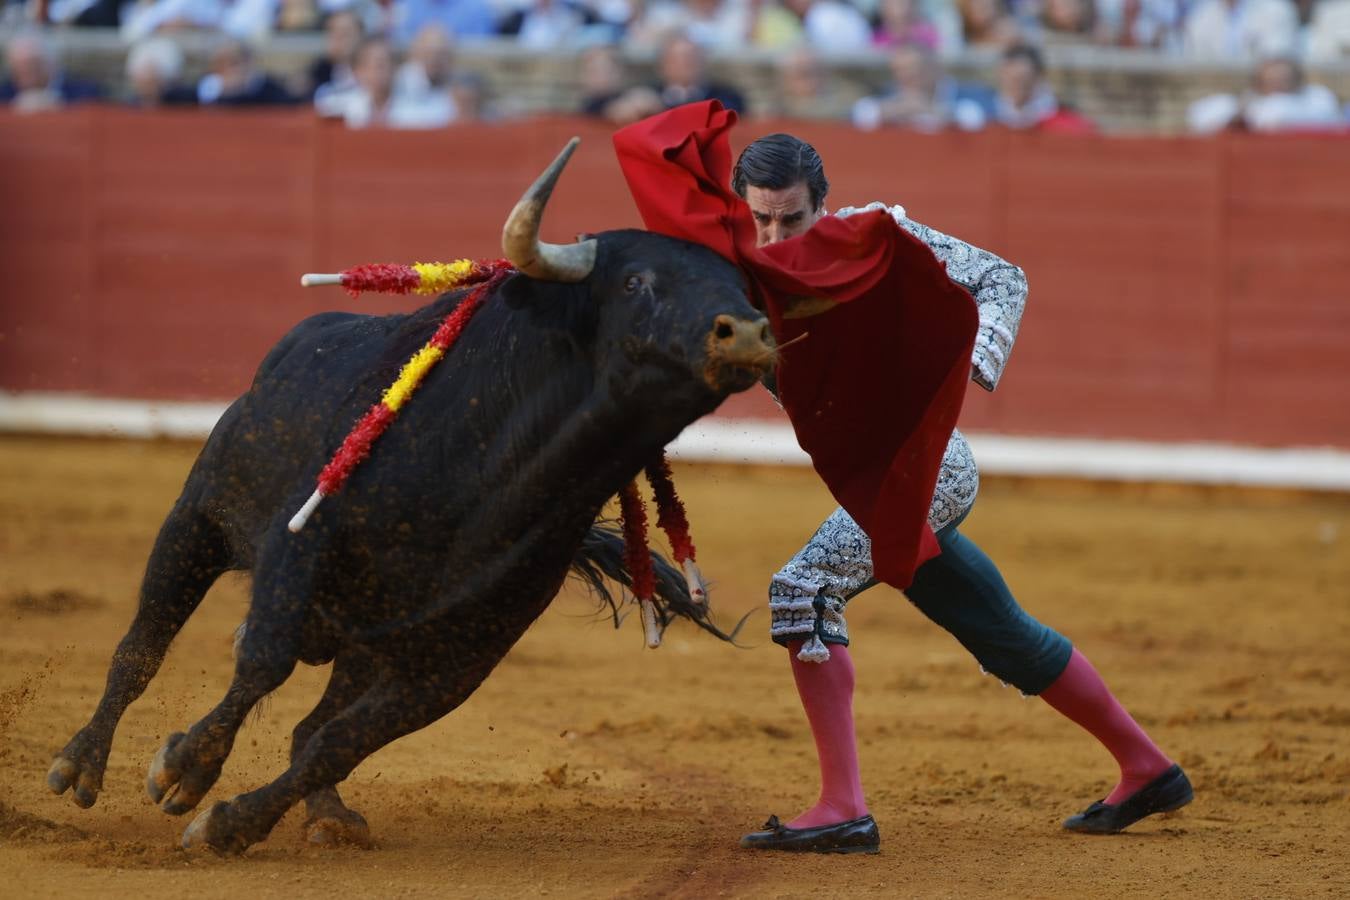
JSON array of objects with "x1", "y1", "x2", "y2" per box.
[{"x1": 624, "y1": 274, "x2": 643, "y2": 294}]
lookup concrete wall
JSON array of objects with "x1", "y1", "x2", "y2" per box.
[
  {"x1": 12, "y1": 30, "x2": 1350, "y2": 134},
  {"x1": 2, "y1": 109, "x2": 1348, "y2": 449}
]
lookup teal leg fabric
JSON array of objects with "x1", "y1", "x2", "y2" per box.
[{"x1": 904, "y1": 526, "x2": 1073, "y2": 696}]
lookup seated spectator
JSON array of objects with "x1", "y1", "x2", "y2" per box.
[
  {"x1": 310, "y1": 8, "x2": 363, "y2": 112},
  {"x1": 1039, "y1": 0, "x2": 1098, "y2": 43},
  {"x1": 392, "y1": 0, "x2": 500, "y2": 46},
  {"x1": 872, "y1": 0, "x2": 941, "y2": 51},
  {"x1": 219, "y1": 0, "x2": 285, "y2": 40},
  {"x1": 577, "y1": 41, "x2": 648, "y2": 121},
  {"x1": 750, "y1": 0, "x2": 807, "y2": 48},
  {"x1": 448, "y1": 70, "x2": 494, "y2": 120},
  {"x1": 120, "y1": 0, "x2": 224, "y2": 42},
  {"x1": 197, "y1": 37, "x2": 298, "y2": 105},
  {"x1": 578, "y1": 43, "x2": 669, "y2": 124},
  {"x1": 1093, "y1": 0, "x2": 1184, "y2": 48},
  {"x1": 1182, "y1": 0, "x2": 1298, "y2": 59},
  {"x1": 337, "y1": 35, "x2": 455, "y2": 127},
  {"x1": 1307, "y1": 0, "x2": 1350, "y2": 61},
  {"x1": 957, "y1": 0, "x2": 1022, "y2": 49},
  {"x1": 45, "y1": 0, "x2": 122, "y2": 27},
  {"x1": 124, "y1": 35, "x2": 197, "y2": 106},
  {"x1": 797, "y1": 0, "x2": 873, "y2": 52},
  {"x1": 0, "y1": 29, "x2": 102, "y2": 112},
  {"x1": 395, "y1": 22, "x2": 456, "y2": 96},
  {"x1": 851, "y1": 41, "x2": 993, "y2": 131},
  {"x1": 651, "y1": 32, "x2": 746, "y2": 113},
  {"x1": 507, "y1": 0, "x2": 588, "y2": 49},
  {"x1": 1187, "y1": 55, "x2": 1344, "y2": 133},
  {"x1": 991, "y1": 42, "x2": 1095, "y2": 132},
  {"x1": 630, "y1": 0, "x2": 751, "y2": 51},
  {"x1": 275, "y1": 0, "x2": 322, "y2": 31},
  {"x1": 768, "y1": 45, "x2": 847, "y2": 119}
]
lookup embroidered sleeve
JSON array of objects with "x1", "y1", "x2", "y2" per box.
[{"x1": 835, "y1": 202, "x2": 1027, "y2": 392}]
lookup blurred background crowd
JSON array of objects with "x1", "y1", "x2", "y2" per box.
[{"x1": 2, "y1": 0, "x2": 1349, "y2": 133}]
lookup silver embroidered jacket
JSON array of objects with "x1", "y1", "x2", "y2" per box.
[
  {"x1": 836, "y1": 201, "x2": 1027, "y2": 531},
  {"x1": 767, "y1": 203, "x2": 1028, "y2": 655}
]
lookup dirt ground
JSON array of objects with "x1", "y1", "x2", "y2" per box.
[{"x1": 1, "y1": 434, "x2": 1347, "y2": 899}]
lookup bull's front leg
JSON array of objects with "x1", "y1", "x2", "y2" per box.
[
  {"x1": 146, "y1": 535, "x2": 309, "y2": 816},
  {"x1": 49, "y1": 504, "x2": 230, "y2": 808}
]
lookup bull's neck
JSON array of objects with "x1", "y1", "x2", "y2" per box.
[
  {"x1": 436, "y1": 378, "x2": 708, "y2": 639},
  {"x1": 486, "y1": 382, "x2": 705, "y2": 533}
]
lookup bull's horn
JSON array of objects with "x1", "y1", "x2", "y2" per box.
[{"x1": 502, "y1": 137, "x2": 597, "y2": 283}]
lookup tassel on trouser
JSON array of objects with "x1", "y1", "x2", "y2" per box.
[{"x1": 797, "y1": 633, "x2": 832, "y2": 663}]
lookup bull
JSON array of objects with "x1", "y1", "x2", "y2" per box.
[{"x1": 44, "y1": 140, "x2": 776, "y2": 854}]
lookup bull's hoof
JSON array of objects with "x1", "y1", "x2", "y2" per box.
[
  {"x1": 181, "y1": 801, "x2": 250, "y2": 855},
  {"x1": 47, "y1": 734, "x2": 107, "y2": 809},
  {"x1": 147, "y1": 731, "x2": 221, "y2": 814},
  {"x1": 305, "y1": 810, "x2": 373, "y2": 849},
  {"x1": 146, "y1": 732, "x2": 186, "y2": 806}
]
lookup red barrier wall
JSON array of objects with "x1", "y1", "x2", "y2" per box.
[{"x1": 2, "y1": 109, "x2": 1348, "y2": 448}]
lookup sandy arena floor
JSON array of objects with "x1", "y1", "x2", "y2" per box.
[{"x1": 1, "y1": 434, "x2": 1347, "y2": 898}]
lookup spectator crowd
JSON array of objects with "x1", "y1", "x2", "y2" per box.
[{"x1": 2, "y1": 0, "x2": 1349, "y2": 133}]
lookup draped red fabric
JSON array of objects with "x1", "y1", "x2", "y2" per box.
[{"x1": 613, "y1": 101, "x2": 979, "y2": 588}]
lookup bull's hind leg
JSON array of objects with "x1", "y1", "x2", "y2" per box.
[
  {"x1": 48, "y1": 502, "x2": 230, "y2": 808},
  {"x1": 291, "y1": 650, "x2": 378, "y2": 847},
  {"x1": 147, "y1": 544, "x2": 308, "y2": 816},
  {"x1": 181, "y1": 665, "x2": 483, "y2": 855}
]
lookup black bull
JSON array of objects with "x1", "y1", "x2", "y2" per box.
[{"x1": 45, "y1": 141, "x2": 776, "y2": 854}]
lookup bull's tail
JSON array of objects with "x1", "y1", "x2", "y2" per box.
[{"x1": 571, "y1": 522, "x2": 750, "y2": 644}]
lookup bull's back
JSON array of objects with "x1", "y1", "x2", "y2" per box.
[{"x1": 185, "y1": 310, "x2": 408, "y2": 548}]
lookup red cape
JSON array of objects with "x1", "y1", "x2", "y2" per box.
[{"x1": 613, "y1": 102, "x2": 978, "y2": 588}]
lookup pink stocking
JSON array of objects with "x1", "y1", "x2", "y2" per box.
[
  {"x1": 1040, "y1": 648, "x2": 1174, "y2": 804},
  {"x1": 785, "y1": 641, "x2": 869, "y2": 828}
]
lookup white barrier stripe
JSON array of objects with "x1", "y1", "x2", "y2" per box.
[{"x1": 3, "y1": 390, "x2": 1349, "y2": 492}]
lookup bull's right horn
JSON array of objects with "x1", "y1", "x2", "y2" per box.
[{"x1": 502, "y1": 137, "x2": 597, "y2": 283}]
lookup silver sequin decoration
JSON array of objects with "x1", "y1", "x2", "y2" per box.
[{"x1": 768, "y1": 204, "x2": 1025, "y2": 655}]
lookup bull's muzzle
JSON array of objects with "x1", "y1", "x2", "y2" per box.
[{"x1": 705, "y1": 314, "x2": 776, "y2": 388}]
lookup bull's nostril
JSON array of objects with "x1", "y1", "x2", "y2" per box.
[
  {"x1": 759, "y1": 322, "x2": 772, "y2": 344},
  {"x1": 714, "y1": 320, "x2": 734, "y2": 340}
]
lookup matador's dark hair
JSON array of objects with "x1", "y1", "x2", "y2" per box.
[{"x1": 731, "y1": 133, "x2": 830, "y2": 211}]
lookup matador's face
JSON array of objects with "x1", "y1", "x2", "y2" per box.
[{"x1": 745, "y1": 182, "x2": 825, "y2": 248}]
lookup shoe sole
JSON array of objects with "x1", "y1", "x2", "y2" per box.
[
  {"x1": 823, "y1": 844, "x2": 880, "y2": 855},
  {"x1": 1064, "y1": 777, "x2": 1195, "y2": 834},
  {"x1": 742, "y1": 841, "x2": 881, "y2": 854}
]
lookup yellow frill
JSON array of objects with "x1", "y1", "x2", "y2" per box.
[
  {"x1": 412, "y1": 259, "x2": 477, "y2": 296},
  {"x1": 382, "y1": 344, "x2": 446, "y2": 412}
]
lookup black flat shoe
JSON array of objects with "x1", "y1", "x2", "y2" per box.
[
  {"x1": 740, "y1": 814, "x2": 880, "y2": 854},
  {"x1": 1063, "y1": 764, "x2": 1194, "y2": 834}
]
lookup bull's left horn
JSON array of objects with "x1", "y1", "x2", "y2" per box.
[{"x1": 502, "y1": 137, "x2": 597, "y2": 283}]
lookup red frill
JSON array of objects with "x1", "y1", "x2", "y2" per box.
[
  {"x1": 618, "y1": 481, "x2": 656, "y2": 601},
  {"x1": 645, "y1": 456, "x2": 695, "y2": 563}
]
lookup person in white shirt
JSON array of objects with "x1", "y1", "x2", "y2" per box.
[
  {"x1": 1188, "y1": 55, "x2": 1345, "y2": 133},
  {"x1": 340, "y1": 35, "x2": 455, "y2": 128},
  {"x1": 1182, "y1": 0, "x2": 1299, "y2": 59}
]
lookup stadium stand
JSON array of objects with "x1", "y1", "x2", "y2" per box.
[{"x1": 2, "y1": 0, "x2": 1349, "y2": 133}]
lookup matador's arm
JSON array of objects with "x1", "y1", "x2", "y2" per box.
[{"x1": 835, "y1": 202, "x2": 1027, "y2": 392}]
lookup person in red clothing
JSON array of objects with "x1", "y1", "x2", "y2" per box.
[
  {"x1": 993, "y1": 43, "x2": 1097, "y2": 133},
  {"x1": 613, "y1": 104, "x2": 1188, "y2": 855}
]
